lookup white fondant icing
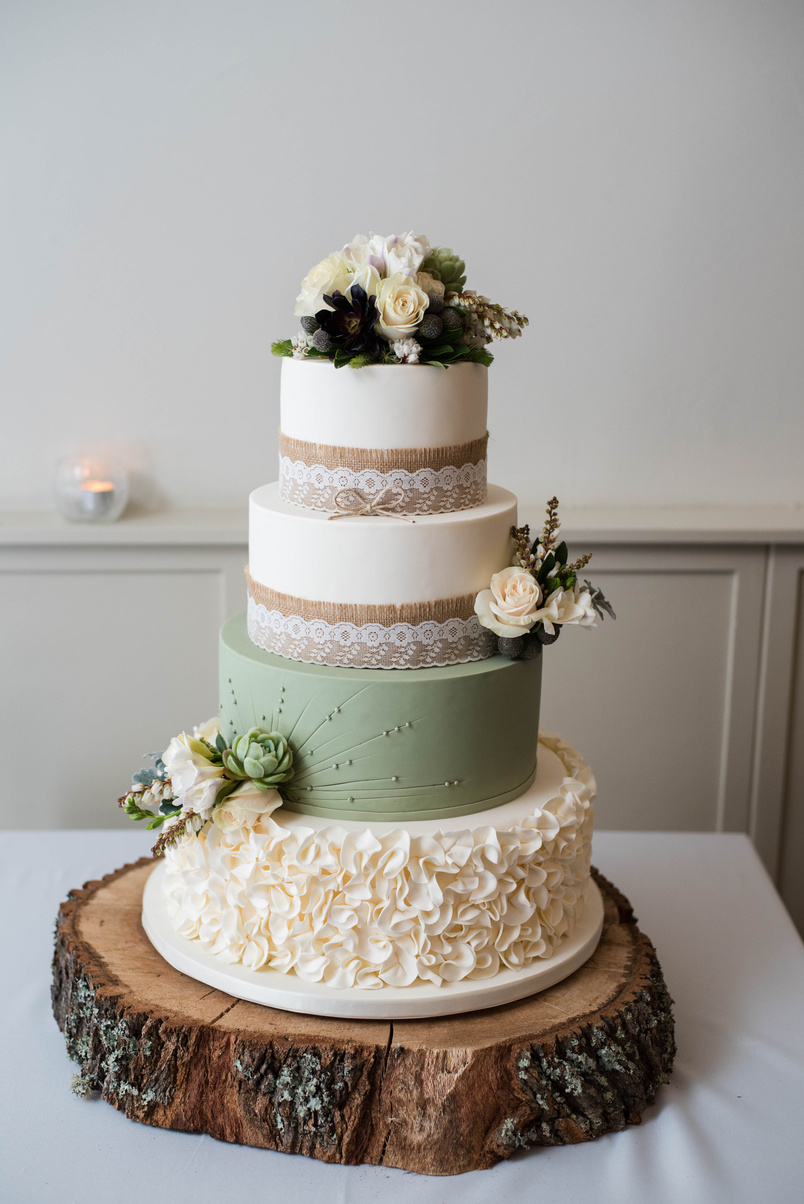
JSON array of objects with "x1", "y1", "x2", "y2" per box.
[
  {"x1": 249, "y1": 482, "x2": 517, "y2": 605},
  {"x1": 279, "y1": 358, "x2": 488, "y2": 449},
  {"x1": 161, "y1": 733, "x2": 595, "y2": 990}
]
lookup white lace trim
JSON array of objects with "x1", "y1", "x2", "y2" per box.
[
  {"x1": 279, "y1": 456, "x2": 487, "y2": 515},
  {"x1": 247, "y1": 596, "x2": 495, "y2": 669},
  {"x1": 162, "y1": 732, "x2": 595, "y2": 989}
]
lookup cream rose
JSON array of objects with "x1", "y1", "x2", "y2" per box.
[
  {"x1": 416, "y1": 270, "x2": 445, "y2": 298},
  {"x1": 212, "y1": 786, "x2": 283, "y2": 834},
  {"x1": 294, "y1": 253, "x2": 351, "y2": 317},
  {"x1": 193, "y1": 716, "x2": 221, "y2": 744},
  {"x1": 375, "y1": 272, "x2": 429, "y2": 341},
  {"x1": 475, "y1": 567, "x2": 543, "y2": 639}
]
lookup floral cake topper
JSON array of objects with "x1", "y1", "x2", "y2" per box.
[
  {"x1": 119, "y1": 719, "x2": 295, "y2": 854},
  {"x1": 475, "y1": 498, "x2": 616, "y2": 659},
  {"x1": 272, "y1": 231, "x2": 528, "y2": 368}
]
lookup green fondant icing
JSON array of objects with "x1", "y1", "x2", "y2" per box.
[{"x1": 220, "y1": 613, "x2": 542, "y2": 821}]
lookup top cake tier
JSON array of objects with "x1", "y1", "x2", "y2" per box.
[{"x1": 278, "y1": 359, "x2": 488, "y2": 516}]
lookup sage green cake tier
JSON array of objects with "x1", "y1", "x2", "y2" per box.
[{"x1": 220, "y1": 612, "x2": 541, "y2": 821}]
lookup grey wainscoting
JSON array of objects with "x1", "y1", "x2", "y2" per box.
[{"x1": 1, "y1": 507, "x2": 802, "y2": 934}]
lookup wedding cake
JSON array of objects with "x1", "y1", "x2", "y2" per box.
[{"x1": 126, "y1": 232, "x2": 614, "y2": 1006}]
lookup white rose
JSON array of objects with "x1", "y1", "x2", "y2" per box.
[
  {"x1": 570, "y1": 584, "x2": 598, "y2": 627},
  {"x1": 474, "y1": 567, "x2": 543, "y2": 638},
  {"x1": 346, "y1": 263, "x2": 382, "y2": 299},
  {"x1": 375, "y1": 272, "x2": 429, "y2": 341},
  {"x1": 293, "y1": 253, "x2": 351, "y2": 317},
  {"x1": 532, "y1": 586, "x2": 594, "y2": 636},
  {"x1": 212, "y1": 786, "x2": 283, "y2": 833},
  {"x1": 416, "y1": 270, "x2": 445, "y2": 298},
  {"x1": 385, "y1": 231, "x2": 430, "y2": 277},
  {"x1": 342, "y1": 232, "x2": 389, "y2": 273},
  {"x1": 162, "y1": 732, "x2": 226, "y2": 819}
]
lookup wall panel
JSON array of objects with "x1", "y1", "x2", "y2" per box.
[
  {"x1": 0, "y1": 543, "x2": 245, "y2": 828},
  {"x1": 540, "y1": 545, "x2": 765, "y2": 832}
]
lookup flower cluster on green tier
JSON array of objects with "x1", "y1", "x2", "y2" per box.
[
  {"x1": 474, "y1": 497, "x2": 616, "y2": 661},
  {"x1": 118, "y1": 719, "x2": 295, "y2": 854},
  {"x1": 271, "y1": 230, "x2": 528, "y2": 369}
]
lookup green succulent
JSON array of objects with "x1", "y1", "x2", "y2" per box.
[
  {"x1": 421, "y1": 246, "x2": 467, "y2": 295},
  {"x1": 222, "y1": 727, "x2": 294, "y2": 790}
]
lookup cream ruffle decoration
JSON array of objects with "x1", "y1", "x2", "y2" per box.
[{"x1": 162, "y1": 733, "x2": 595, "y2": 989}]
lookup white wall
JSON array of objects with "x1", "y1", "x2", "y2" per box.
[{"x1": 2, "y1": 0, "x2": 803, "y2": 513}]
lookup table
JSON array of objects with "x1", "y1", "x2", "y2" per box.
[{"x1": 2, "y1": 831, "x2": 803, "y2": 1203}]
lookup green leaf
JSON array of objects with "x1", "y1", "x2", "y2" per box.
[
  {"x1": 466, "y1": 347, "x2": 494, "y2": 366},
  {"x1": 554, "y1": 541, "x2": 568, "y2": 565},
  {"x1": 348, "y1": 353, "x2": 377, "y2": 369},
  {"x1": 215, "y1": 732, "x2": 227, "y2": 754},
  {"x1": 213, "y1": 778, "x2": 241, "y2": 807},
  {"x1": 123, "y1": 797, "x2": 150, "y2": 822},
  {"x1": 271, "y1": 339, "x2": 293, "y2": 358},
  {"x1": 421, "y1": 329, "x2": 464, "y2": 350},
  {"x1": 537, "y1": 551, "x2": 556, "y2": 583}
]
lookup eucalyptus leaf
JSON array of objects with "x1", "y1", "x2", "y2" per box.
[{"x1": 585, "y1": 579, "x2": 617, "y2": 621}]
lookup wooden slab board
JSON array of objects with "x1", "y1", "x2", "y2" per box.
[{"x1": 51, "y1": 858, "x2": 675, "y2": 1175}]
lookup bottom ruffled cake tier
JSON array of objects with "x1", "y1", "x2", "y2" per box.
[{"x1": 158, "y1": 732, "x2": 595, "y2": 992}]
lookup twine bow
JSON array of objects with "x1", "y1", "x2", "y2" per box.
[{"x1": 327, "y1": 487, "x2": 416, "y2": 523}]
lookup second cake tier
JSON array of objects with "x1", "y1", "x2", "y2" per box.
[
  {"x1": 221, "y1": 612, "x2": 542, "y2": 821},
  {"x1": 247, "y1": 482, "x2": 516, "y2": 668}
]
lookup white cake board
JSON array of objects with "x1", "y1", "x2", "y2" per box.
[{"x1": 142, "y1": 861, "x2": 604, "y2": 1021}]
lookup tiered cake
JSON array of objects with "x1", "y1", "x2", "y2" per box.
[{"x1": 131, "y1": 233, "x2": 610, "y2": 1011}]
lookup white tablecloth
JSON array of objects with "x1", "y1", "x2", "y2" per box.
[{"x1": 2, "y1": 830, "x2": 803, "y2": 1204}]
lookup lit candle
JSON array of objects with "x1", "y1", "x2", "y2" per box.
[{"x1": 78, "y1": 479, "x2": 116, "y2": 519}]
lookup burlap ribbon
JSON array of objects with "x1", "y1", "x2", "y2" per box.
[
  {"x1": 278, "y1": 431, "x2": 488, "y2": 516},
  {"x1": 245, "y1": 568, "x2": 479, "y2": 627}
]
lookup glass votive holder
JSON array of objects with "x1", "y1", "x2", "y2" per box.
[{"x1": 54, "y1": 458, "x2": 129, "y2": 523}]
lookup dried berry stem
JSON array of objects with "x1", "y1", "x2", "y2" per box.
[
  {"x1": 446, "y1": 290, "x2": 528, "y2": 339},
  {"x1": 541, "y1": 497, "x2": 560, "y2": 553}
]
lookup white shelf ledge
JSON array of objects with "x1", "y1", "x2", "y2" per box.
[
  {"x1": 0, "y1": 507, "x2": 248, "y2": 546},
  {"x1": 0, "y1": 504, "x2": 802, "y2": 547}
]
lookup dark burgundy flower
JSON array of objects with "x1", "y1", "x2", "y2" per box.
[{"x1": 315, "y1": 285, "x2": 381, "y2": 357}]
